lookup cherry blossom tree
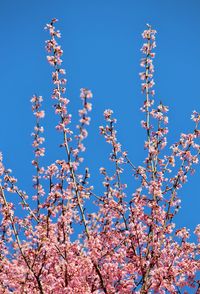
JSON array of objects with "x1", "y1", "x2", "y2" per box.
[{"x1": 0, "y1": 19, "x2": 199, "y2": 293}]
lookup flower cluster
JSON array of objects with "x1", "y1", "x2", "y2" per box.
[
  {"x1": 74, "y1": 88, "x2": 93, "y2": 161},
  {"x1": 31, "y1": 95, "x2": 45, "y2": 158},
  {"x1": 31, "y1": 95, "x2": 45, "y2": 213},
  {"x1": 140, "y1": 24, "x2": 156, "y2": 96},
  {"x1": 45, "y1": 18, "x2": 71, "y2": 139}
]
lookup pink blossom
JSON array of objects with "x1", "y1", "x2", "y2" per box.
[
  {"x1": 47, "y1": 55, "x2": 55, "y2": 66},
  {"x1": 176, "y1": 227, "x2": 190, "y2": 239},
  {"x1": 34, "y1": 110, "x2": 45, "y2": 118}
]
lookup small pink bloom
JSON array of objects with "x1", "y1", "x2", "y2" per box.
[{"x1": 35, "y1": 110, "x2": 45, "y2": 118}]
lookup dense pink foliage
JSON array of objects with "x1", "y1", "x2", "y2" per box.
[{"x1": 0, "y1": 19, "x2": 199, "y2": 293}]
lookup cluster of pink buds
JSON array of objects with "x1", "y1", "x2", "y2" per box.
[
  {"x1": 31, "y1": 95, "x2": 45, "y2": 159},
  {"x1": 45, "y1": 18, "x2": 72, "y2": 141},
  {"x1": 139, "y1": 25, "x2": 171, "y2": 187},
  {"x1": 73, "y1": 88, "x2": 93, "y2": 161},
  {"x1": 99, "y1": 110, "x2": 128, "y2": 204},
  {"x1": 31, "y1": 95, "x2": 45, "y2": 212},
  {"x1": 140, "y1": 24, "x2": 156, "y2": 97},
  {"x1": 100, "y1": 110, "x2": 122, "y2": 164}
]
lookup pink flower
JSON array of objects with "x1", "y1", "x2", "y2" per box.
[
  {"x1": 47, "y1": 55, "x2": 55, "y2": 66},
  {"x1": 176, "y1": 227, "x2": 190, "y2": 239},
  {"x1": 104, "y1": 109, "x2": 113, "y2": 120},
  {"x1": 35, "y1": 147, "x2": 45, "y2": 157},
  {"x1": 34, "y1": 110, "x2": 45, "y2": 118},
  {"x1": 80, "y1": 88, "x2": 93, "y2": 99}
]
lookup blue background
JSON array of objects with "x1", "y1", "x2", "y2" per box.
[{"x1": 0, "y1": 1, "x2": 199, "y2": 237}]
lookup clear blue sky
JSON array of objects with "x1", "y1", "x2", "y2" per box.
[{"x1": 0, "y1": 1, "x2": 199, "y2": 236}]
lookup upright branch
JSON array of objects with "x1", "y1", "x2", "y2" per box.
[
  {"x1": 100, "y1": 109, "x2": 127, "y2": 202},
  {"x1": 31, "y1": 95, "x2": 45, "y2": 216},
  {"x1": 45, "y1": 19, "x2": 108, "y2": 292},
  {"x1": 140, "y1": 25, "x2": 157, "y2": 181},
  {"x1": 45, "y1": 19, "x2": 90, "y2": 237}
]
